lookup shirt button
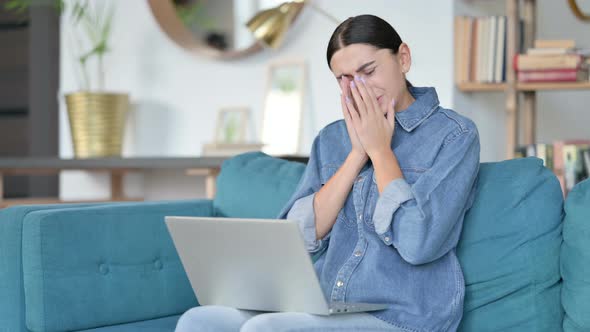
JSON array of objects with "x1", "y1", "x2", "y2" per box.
[
  {"x1": 384, "y1": 236, "x2": 390, "y2": 242},
  {"x1": 358, "y1": 214, "x2": 362, "y2": 220},
  {"x1": 336, "y1": 280, "x2": 344, "y2": 287},
  {"x1": 354, "y1": 251, "x2": 362, "y2": 257}
]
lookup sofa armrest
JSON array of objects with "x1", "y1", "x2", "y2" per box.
[
  {"x1": 2, "y1": 203, "x2": 116, "y2": 332},
  {"x1": 21, "y1": 199, "x2": 211, "y2": 332}
]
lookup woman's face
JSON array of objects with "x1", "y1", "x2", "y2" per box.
[{"x1": 329, "y1": 43, "x2": 411, "y2": 113}]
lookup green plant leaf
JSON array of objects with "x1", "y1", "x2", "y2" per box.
[
  {"x1": 71, "y1": 1, "x2": 87, "y2": 25},
  {"x1": 4, "y1": 0, "x2": 31, "y2": 13}
]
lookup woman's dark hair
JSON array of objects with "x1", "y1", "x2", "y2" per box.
[{"x1": 326, "y1": 15, "x2": 412, "y2": 88}]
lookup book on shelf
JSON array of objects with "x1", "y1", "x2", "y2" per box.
[
  {"x1": 524, "y1": 47, "x2": 590, "y2": 56},
  {"x1": 514, "y1": 54, "x2": 584, "y2": 71},
  {"x1": 515, "y1": 143, "x2": 554, "y2": 170},
  {"x1": 515, "y1": 39, "x2": 590, "y2": 83},
  {"x1": 516, "y1": 140, "x2": 590, "y2": 196},
  {"x1": 584, "y1": 149, "x2": 590, "y2": 182},
  {"x1": 454, "y1": 15, "x2": 506, "y2": 84},
  {"x1": 534, "y1": 39, "x2": 576, "y2": 49},
  {"x1": 527, "y1": 48, "x2": 572, "y2": 56},
  {"x1": 517, "y1": 68, "x2": 589, "y2": 83},
  {"x1": 530, "y1": 40, "x2": 588, "y2": 55}
]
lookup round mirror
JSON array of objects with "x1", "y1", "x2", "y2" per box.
[{"x1": 147, "y1": 0, "x2": 305, "y2": 60}]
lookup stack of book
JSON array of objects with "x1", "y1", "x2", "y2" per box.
[
  {"x1": 515, "y1": 40, "x2": 589, "y2": 83},
  {"x1": 454, "y1": 15, "x2": 507, "y2": 84},
  {"x1": 515, "y1": 140, "x2": 590, "y2": 196}
]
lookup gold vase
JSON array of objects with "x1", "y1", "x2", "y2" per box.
[{"x1": 65, "y1": 92, "x2": 129, "y2": 158}]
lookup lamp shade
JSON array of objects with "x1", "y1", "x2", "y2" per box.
[{"x1": 246, "y1": 1, "x2": 305, "y2": 49}]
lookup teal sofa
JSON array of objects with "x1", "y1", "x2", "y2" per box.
[{"x1": 1, "y1": 152, "x2": 589, "y2": 332}]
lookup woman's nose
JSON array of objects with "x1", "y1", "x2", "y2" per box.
[{"x1": 340, "y1": 76, "x2": 351, "y2": 92}]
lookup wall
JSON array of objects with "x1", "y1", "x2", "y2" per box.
[{"x1": 58, "y1": 0, "x2": 454, "y2": 200}]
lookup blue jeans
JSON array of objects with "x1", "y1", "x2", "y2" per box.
[{"x1": 175, "y1": 305, "x2": 406, "y2": 332}]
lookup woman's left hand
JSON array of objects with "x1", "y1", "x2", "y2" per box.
[{"x1": 346, "y1": 75, "x2": 396, "y2": 159}]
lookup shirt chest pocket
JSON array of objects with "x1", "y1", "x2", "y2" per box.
[
  {"x1": 401, "y1": 167, "x2": 426, "y2": 185},
  {"x1": 366, "y1": 167, "x2": 425, "y2": 227},
  {"x1": 320, "y1": 166, "x2": 357, "y2": 228},
  {"x1": 371, "y1": 167, "x2": 426, "y2": 186}
]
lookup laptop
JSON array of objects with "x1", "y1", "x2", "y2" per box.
[{"x1": 165, "y1": 216, "x2": 389, "y2": 315}]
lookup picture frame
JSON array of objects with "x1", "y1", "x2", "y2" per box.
[
  {"x1": 260, "y1": 58, "x2": 306, "y2": 156},
  {"x1": 214, "y1": 107, "x2": 250, "y2": 144}
]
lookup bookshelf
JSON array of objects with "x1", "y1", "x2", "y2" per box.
[
  {"x1": 455, "y1": 0, "x2": 590, "y2": 159},
  {"x1": 517, "y1": 81, "x2": 590, "y2": 91},
  {"x1": 458, "y1": 81, "x2": 590, "y2": 92},
  {"x1": 457, "y1": 82, "x2": 507, "y2": 91}
]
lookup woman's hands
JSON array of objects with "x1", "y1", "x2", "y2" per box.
[
  {"x1": 343, "y1": 75, "x2": 396, "y2": 159},
  {"x1": 340, "y1": 76, "x2": 367, "y2": 161}
]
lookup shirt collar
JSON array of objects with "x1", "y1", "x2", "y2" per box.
[{"x1": 394, "y1": 86, "x2": 440, "y2": 132}]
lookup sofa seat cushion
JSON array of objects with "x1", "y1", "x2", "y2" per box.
[
  {"x1": 561, "y1": 178, "x2": 590, "y2": 332},
  {"x1": 79, "y1": 314, "x2": 181, "y2": 332},
  {"x1": 457, "y1": 158, "x2": 564, "y2": 331},
  {"x1": 214, "y1": 152, "x2": 306, "y2": 218}
]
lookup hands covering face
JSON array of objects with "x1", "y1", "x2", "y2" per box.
[{"x1": 340, "y1": 75, "x2": 396, "y2": 159}]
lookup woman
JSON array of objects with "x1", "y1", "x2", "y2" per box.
[{"x1": 176, "y1": 14, "x2": 480, "y2": 332}]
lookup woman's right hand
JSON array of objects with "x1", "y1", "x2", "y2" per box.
[{"x1": 340, "y1": 77, "x2": 367, "y2": 159}]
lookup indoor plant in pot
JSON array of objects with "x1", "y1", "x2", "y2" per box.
[{"x1": 5, "y1": 0, "x2": 129, "y2": 158}]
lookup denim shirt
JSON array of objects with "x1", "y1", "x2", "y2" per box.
[{"x1": 277, "y1": 87, "x2": 480, "y2": 332}]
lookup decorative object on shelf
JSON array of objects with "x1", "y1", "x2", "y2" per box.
[
  {"x1": 202, "y1": 107, "x2": 264, "y2": 156},
  {"x1": 5, "y1": 0, "x2": 129, "y2": 158},
  {"x1": 64, "y1": 1, "x2": 129, "y2": 158},
  {"x1": 215, "y1": 107, "x2": 250, "y2": 144},
  {"x1": 568, "y1": 0, "x2": 590, "y2": 22},
  {"x1": 246, "y1": 0, "x2": 339, "y2": 49},
  {"x1": 260, "y1": 58, "x2": 306, "y2": 156},
  {"x1": 65, "y1": 92, "x2": 129, "y2": 158}
]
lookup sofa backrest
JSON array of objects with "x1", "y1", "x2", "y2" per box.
[
  {"x1": 213, "y1": 152, "x2": 306, "y2": 218},
  {"x1": 561, "y1": 178, "x2": 590, "y2": 332},
  {"x1": 457, "y1": 157, "x2": 564, "y2": 331},
  {"x1": 215, "y1": 153, "x2": 567, "y2": 331}
]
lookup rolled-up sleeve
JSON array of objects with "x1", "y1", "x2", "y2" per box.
[
  {"x1": 372, "y1": 128, "x2": 480, "y2": 265},
  {"x1": 286, "y1": 193, "x2": 327, "y2": 252},
  {"x1": 277, "y1": 133, "x2": 329, "y2": 253},
  {"x1": 373, "y1": 179, "x2": 414, "y2": 234}
]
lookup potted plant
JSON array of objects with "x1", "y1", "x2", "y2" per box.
[{"x1": 5, "y1": 0, "x2": 129, "y2": 158}]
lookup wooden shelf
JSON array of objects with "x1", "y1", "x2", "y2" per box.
[
  {"x1": 458, "y1": 81, "x2": 590, "y2": 92},
  {"x1": 517, "y1": 81, "x2": 590, "y2": 91},
  {"x1": 457, "y1": 82, "x2": 507, "y2": 92}
]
